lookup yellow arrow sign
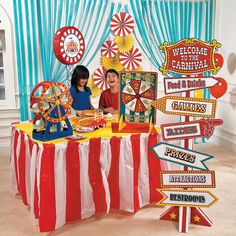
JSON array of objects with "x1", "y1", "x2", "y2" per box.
[{"x1": 151, "y1": 96, "x2": 216, "y2": 118}]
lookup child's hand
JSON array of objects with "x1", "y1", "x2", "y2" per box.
[
  {"x1": 76, "y1": 110, "x2": 84, "y2": 117},
  {"x1": 113, "y1": 110, "x2": 119, "y2": 114}
]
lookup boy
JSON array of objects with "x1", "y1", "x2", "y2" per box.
[{"x1": 99, "y1": 69, "x2": 119, "y2": 114}]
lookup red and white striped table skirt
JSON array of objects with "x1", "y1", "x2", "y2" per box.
[{"x1": 10, "y1": 126, "x2": 166, "y2": 232}]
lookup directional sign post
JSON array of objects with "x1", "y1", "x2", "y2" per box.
[
  {"x1": 164, "y1": 77, "x2": 220, "y2": 94},
  {"x1": 161, "y1": 119, "x2": 223, "y2": 141},
  {"x1": 152, "y1": 142, "x2": 214, "y2": 170},
  {"x1": 151, "y1": 96, "x2": 217, "y2": 118},
  {"x1": 160, "y1": 170, "x2": 216, "y2": 188},
  {"x1": 156, "y1": 189, "x2": 218, "y2": 208}
]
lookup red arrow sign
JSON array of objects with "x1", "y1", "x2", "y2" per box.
[{"x1": 161, "y1": 119, "x2": 223, "y2": 141}]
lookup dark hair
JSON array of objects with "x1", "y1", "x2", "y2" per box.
[
  {"x1": 71, "y1": 65, "x2": 90, "y2": 92},
  {"x1": 105, "y1": 69, "x2": 119, "y2": 79}
]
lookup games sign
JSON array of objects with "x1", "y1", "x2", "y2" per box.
[
  {"x1": 159, "y1": 38, "x2": 221, "y2": 75},
  {"x1": 119, "y1": 71, "x2": 157, "y2": 123},
  {"x1": 151, "y1": 96, "x2": 217, "y2": 118}
]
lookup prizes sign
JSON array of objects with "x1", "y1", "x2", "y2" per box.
[{"x1": 159, "y1": 38, "x2": 221, "y2": 75}]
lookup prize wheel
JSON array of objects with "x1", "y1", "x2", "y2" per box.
[
  {"x1": 30, "y1": 81, "x2": 52, "y2": 111},
  {"x1": 122, "y1": 80, "x2": 155, "y2": 112},
  {"x1": 53, "y1": 26, "x2": 85, "y2": 65},
  {"x1": 93, "y1": 67, "x2": 109, "y2": 91},
  {"x1": 119, "y1": 47, "x2": 142, "y2": 70},
  {"x1": 39, "y1": 82, "x2": 73, "y2": 123},
  {"x1": 101, "y1": 40, "x2": 118, "y2": 58},
  {"x1": 110, "y1": 12, "x2": 135, "y2": 37}
]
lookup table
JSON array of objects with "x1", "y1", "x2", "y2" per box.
[{"x1": 10, "y1": 121, "x2": 166, "y2": 232}]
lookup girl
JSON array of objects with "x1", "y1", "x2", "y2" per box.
[
  {"x1": 99, "y1": 69, "x2": 119, "y2": 114},
  {"x1": 69, "y1": 65, "x2": 94, "y2": 116}
]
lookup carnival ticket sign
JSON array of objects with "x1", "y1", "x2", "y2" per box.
[
  {"x1": 151, "y1": 142, "x2": 214, "y2": 170},
  {"x1": 156, "y1": 189, "x2": 218, "y2": 208},
  {"x1": 160, "y1": 170, "x2": 215, "y2": 188},
  {"x1": 151, "y1": 96, "x2": 216, "y2": 118},
  {"x1": 164, "y1": 77, "x2": 219, "y2": 94},
  {"x1": 161, "y1": 119, "x2": 223, "y2": 141},
  {"x1": 159, "y1": 38, "x2": 221, "y2": 75}
]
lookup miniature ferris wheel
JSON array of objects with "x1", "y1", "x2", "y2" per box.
[{"x1": 30, "y1": 81, "x2": 73, "y2": 141}]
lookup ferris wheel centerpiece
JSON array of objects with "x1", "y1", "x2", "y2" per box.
[{"x1": 30, "y1": 81, "x2": 73, "y2": 141}]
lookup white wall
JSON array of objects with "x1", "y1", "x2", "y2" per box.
[{"x1": 212, "y1": 0, "x2": 236, "y2": 152}]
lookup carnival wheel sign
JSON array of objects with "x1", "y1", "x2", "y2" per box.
[
  {"x1": 53, "y1": 26, "x2": 85, "y2": 65},
  {"x1": 93, "y1": 67, "x2": 109, "y2": 91},
  {"x1": 110, "y1": 12, "x2": 135, "y2": 37},
  {"x1": 122, "y1": 80, "x2": 155, "y2": 112},
  {"x1": 119, "y1": 47, "x2": 142, "y2": 70},
  {"x1": 101, "y1": 40, "x2": 118, "y2": 58}
]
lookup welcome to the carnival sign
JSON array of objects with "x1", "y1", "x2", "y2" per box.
[{"x1": 159, "y1": 38, "x2": 221, "y2": 75}]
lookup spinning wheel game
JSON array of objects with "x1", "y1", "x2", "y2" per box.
[{"x1": 119, "y1": 71, "x2": 157, "y2": 123}]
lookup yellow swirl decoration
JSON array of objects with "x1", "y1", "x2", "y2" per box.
[
  {"x1": 114, "y1": 35, "x2": 134, "y2": 53},
  {"x1": 100, "y1": 54, "x2": 124, "y2": 72},
  {"x1": 87, "y1": 76, "x2": 102, "y2": 97}
]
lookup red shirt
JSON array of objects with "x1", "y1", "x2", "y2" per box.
[{"x1": 99, "y1": 89, "x2": 119, "y2": 110}]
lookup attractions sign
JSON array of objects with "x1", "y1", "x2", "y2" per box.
[
  {"x1": 160, "y1": 170, "x2": 216, "y2": 188},
  {"x1": 159, "y1": 38, "x2": 221, "y2": 75}
]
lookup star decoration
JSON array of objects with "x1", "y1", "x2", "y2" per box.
[
  {"x1": 193, "y1": 214, "x2": 201, "y2": 222},
  {"x1": 170, "y1": 212, "x2": 177, "y2": 220}
]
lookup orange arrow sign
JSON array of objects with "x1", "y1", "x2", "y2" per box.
[{"x1": 151, "y1": 96, "x2": 217, "y2": 118}]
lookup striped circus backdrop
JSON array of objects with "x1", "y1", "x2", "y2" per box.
[{"x1": 10, "y1": 126, "x2": 167, "y2": 232}]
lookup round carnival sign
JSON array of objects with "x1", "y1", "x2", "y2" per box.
[{"x1": 53, "y1": 26, "x2": 85, "y2": 65}]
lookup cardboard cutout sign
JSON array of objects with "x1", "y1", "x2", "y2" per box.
[
  {"x1": 161, "y1": 119, "x2": 223, "y2": 141},
  {"x1": 151, "y1": 142, "x2": 214, "y2": 170},
  {"x1": 160, "y1": 170, "x2": 215, "y2": 188},
  {"x1": 53, "y1": 26, "x2": 85, "y2": 65},
  {"x1": 164, "y1": 77, "x2": 219, "y2": 94},
  {"x1": 156, "y1": 189, "x2": 218, "y2": 208},
  {"x1": 119, "y1": 71, "x2": 157, "y2": 123},
  {"x1": 159, "y1": 38, "x2": 221, "y2": 75},
  {"x1": 152, "y1": 96, "x2": 217, "y2": 118}
]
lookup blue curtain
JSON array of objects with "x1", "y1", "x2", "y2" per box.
[
  {"x1": 13, "y1": 0, "x2": 215, "y2": 121},
  {"x1": 13, "y1": 0, "x2": 121, "y2": 120}
]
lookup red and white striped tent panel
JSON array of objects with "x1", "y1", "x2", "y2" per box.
[
  {"x1": 101, "y1": 40, "x2": 119, "y2": 58},
  {"x1": 119, "y1": 47, "x2": 142, "y2": 70},
  {"x1": 53, "y1": 26, "x2": 85, "y2": 65},
  {"x1": 93, "y1": 67, "x2": 109, "y2": 91},
  {"x1": 110, "y1": 12, "x2": 135, "y2": 37},
  {"x1": 10, "y1": 126, "x2": 167, "y2": 232},
  {"x1": 122, "y1": 80, "x2": 155, "y2": 112}
]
